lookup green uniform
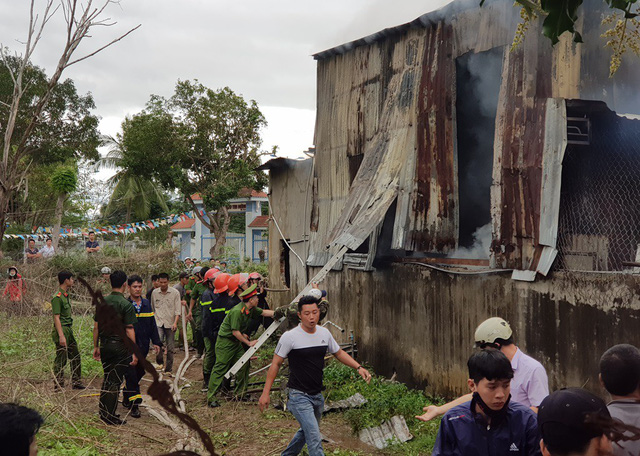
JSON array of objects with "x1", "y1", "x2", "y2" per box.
[
  {"x1": 51, "y1": 288, "x2": 81, "y2": 386},
  {"x1": 94, "y1": 292, "x2": 137, "y2": 422},
  {"x1": 190, "y1": 281, "x2": 206, "y2": 355},
  {"x1": 207, "y1": 303, "x2": 263, "y2": 403}
]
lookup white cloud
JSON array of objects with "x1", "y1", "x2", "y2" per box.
[{"x1": 2, "y1": 0, "x2": 453, "y2": 171}]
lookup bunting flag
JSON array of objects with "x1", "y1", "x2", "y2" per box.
[{"x1": 2, "y1": 212, "x2": 196, "y2": 240}]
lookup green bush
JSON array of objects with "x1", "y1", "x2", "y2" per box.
[{"x1": 322, "y1": 361, "x2": 443, "y2": 454}]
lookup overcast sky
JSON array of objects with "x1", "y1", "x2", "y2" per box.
[{"x1": 1, "y1": 0, "x2": 452, "y2": 163}]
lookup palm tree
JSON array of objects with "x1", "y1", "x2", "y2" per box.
[{"x1": 98, "y1": 135, "x2": 168, "y2": 223}]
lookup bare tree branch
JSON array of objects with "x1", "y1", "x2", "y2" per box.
[{"x1": 67, "y1": 23, "x2": 141, "y2": 66}]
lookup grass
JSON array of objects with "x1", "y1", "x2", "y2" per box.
[
  {"x1": 0, "y1": 313, "x2": 103, "y2": 380},
  {"x1": 38, "y1": 416, "x2": 117, "y2": 455},
  {"x1": 323, "y1": 361, "x2": 443, "y2": 455}
]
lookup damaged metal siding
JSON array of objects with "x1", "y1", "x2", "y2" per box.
[
  {"x1": 403, "y1": 22, "x2": 457, "y2": 253},
  {"x1": 308, "y1": 0, "x2": 640, "y2": 273}
]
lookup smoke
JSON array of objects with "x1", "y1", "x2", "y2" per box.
[
  {"x1": 456, "y1": 47, "x2": 502, "y2": 248},
  {"x1": 448, "y1": 223, "x2": 492, "y2": 259}
]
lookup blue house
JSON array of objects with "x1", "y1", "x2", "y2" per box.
[{"x1": 170, "y1": 189, "x2": 269, "y2": 262}]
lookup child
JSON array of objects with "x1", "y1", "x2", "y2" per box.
[
  {"x1": 432, "y1": 348, "x2": 541, "y2": 455},
  {"x1": 3, "y1": 267, "x2": 26, "y2": 302}
]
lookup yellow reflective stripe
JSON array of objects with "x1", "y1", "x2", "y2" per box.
[
  {"x1": 137, "y1": 312, "x2": 154, "y2": 317},
  {"x1": 225, "y1": 309, "x2": 231, "y2": 314},
  {"x1": 128, "y1": 394, "x2": 142, "y2": 401},
  {"x1": 210, "y1": 307, "x2": 225, "y2": 313},
  {"x1": 200, "y1": 300, "x2": 213, "y2": 306}
]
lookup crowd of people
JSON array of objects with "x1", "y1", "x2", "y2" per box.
[
  {"x1": 418, "y1": 317, "x2": 640, "y2": 456},
  {"x1": 1, "y1": 257, "x2": 639, "y2": 455}
]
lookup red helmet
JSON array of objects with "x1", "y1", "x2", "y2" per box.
[
  {"x1": 227, "y1": 274, "x2": 241, "y2": 296},
  {"x1": 249, "y1": 272, "x2": 261, "y2": 280},
  {"x1": 204, "y1": 268, "x2": 220, "y2": 283},
  {"x1": 214, "y1": 273, "x2": 230, "y2": 293}
]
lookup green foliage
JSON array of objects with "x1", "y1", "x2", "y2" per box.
[
  {"x1": 228, "y1": 213, "x2": 246, "y2": 234},
  {"x1": 46, "y1": 247, "x2": 178, "y2": 279},
  {"x1": 0, "y1": 55, "x2": 100, "y2": 163},
  {"x1": 0, "y1": 314, "x2": 103, "y2": 379},
  {"x1": 51, "y1": 165, "x2": 78, "y2": 195},
  {"x1": 119, "y1": 80, "x2": 269, "y2": 255},
  {"x1": 226, "y1": 259, "x2": 269, "y2": 277},
  {"x1": 322, "y1": 362, "x2": 442, "y2": 454},
  {"x1": 99, "y1": 135, "x2": 169, "y2": 223}
]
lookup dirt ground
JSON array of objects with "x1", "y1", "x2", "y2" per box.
[{"x1": 28, "y1": 348, "x2": 385, "y2": 455}]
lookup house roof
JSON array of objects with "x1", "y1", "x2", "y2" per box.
[
  {"x1": 170, "y1": 218, "x2": 195, "y2": 231},
  {"x1": 248, "y1": 215, "x2": 269, "y2": 228},
  {"x1": 238, "y1": 188, "x2": 268, "y2": 198},
  {"x1": 190, "y1": 188, "x2": 267, "y2": 201}
]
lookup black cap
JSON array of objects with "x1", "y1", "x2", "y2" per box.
[{"x1": 538, "y1": 388, "x2": 611, "y2": 453}]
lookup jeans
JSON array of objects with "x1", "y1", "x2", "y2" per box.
[
  {"x1": 282, "y1": 389, "x2": 325, "y2": 456},
  {"x1": 156, "y1": 327, "x2": 175, "y2": 372}
]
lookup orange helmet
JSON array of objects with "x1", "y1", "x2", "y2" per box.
[
  {"x1": 204, "y1": 268, "x2": 220, "y2": 283},
  {"x1": 249, "y1": 272, "x2": 261, "y2": 280},
  {"x1": 214, "y1": 273, "x2": 230, "y2": 294},
  {"x1": 227, "y1": 274, "x2": 241, "y2": 295}
]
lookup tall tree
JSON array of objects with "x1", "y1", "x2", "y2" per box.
[
  {"x1": 99, "y1": 135, "x2": 168, "y2": 223},
  {"x1": 0, "y1": 0, "x2": 139, "y2": 246},
  {"x1": 122, "y1": 80, "x2": 268, "y2": 257},
  {"x1": 50, "y1": 164, "x2": 77, "y2": 248}
]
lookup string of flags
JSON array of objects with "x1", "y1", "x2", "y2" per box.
[{"x1": 2, "y1": 211, "x2": 200, "y2": 240}]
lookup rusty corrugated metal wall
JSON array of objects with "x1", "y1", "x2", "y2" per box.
[{"x1": 311, "y1": 0, "x2": 640, "y2": 271}]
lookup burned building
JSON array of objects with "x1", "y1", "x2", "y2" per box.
[{"x1": 260, "y1": 0, "x2": 640, "y2": 397}]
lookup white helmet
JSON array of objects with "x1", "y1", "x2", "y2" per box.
[
  {"x1": 192, "y1": 266, "x2": 203, "y2": 275},
  {"x1": 474, "y1": 317, "x2": 513, "y2": 347},
  {"x1": 101, "y1": 267, "x2": 111, "y2": 274},
  {"x1": 305, "y1": 289, "x2": 323, "y2": 300}
]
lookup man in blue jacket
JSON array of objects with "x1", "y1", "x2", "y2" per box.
[
  {"x1": 432, "y1": 348, "x2": 541, "y2": 456},
  {"x1": 122, "y1": 274, "x2": 162, "y2": 418}
]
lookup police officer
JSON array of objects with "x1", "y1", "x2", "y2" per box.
[
  {"x1": 207, "y1": 284, "x2": 275, "y2": 407},
  {"x1": 92, "y1": 270, "x2": 137, "y2": 425},
  {"x1": 122, "y1": 275, "x2": 162, "y2": 418},
  {"x1": 52, "y1": 271, "x2": 84, "y2": 391}
]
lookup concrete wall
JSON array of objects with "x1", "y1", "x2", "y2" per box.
[{"x1": 308, "y1": 264, "x2": 640, "y2": 398}]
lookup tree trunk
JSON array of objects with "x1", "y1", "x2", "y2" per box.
[
  {"x1": 52, "y1": 192, "x2": 65, "y2": 249},
  {"x1": 210, "y1": 207, "x2": 230, "y2": 259},
  {"x1": 0, "y1": 188, "x2": 10, "y2": 249}
]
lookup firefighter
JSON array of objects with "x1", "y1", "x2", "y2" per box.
[
  {"x1": 246, "y1": 272, "x2": 273, "y2": 336},
  {"x1": 200, "y1": 271, "x2": 228, "y2": 389},
  {"x1": 207, "y1": 284, "x2": 275, "y2": 407},
  {"x1": 122, "y1": 275, "x2": 162, "y2": 418},
  {"x1": 188, "y1": 266, "x2": 208, "y2": 356},
  {"x1": 226, "y1": 273, "x2": 250, "y2": 310}
]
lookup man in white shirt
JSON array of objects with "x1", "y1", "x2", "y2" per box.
[
  {"x1": 41, "y1": 238, "x2": 55, "y2": 258},
  {"x1": 417, "y1": 317, "x2": 549, "y2": 422},
  {"x1": 151, "y1": 272, "x2": 181, "y2": 375},
  {"x1": 259, "y1": 294, "x2": 371, "y2": 456}
]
